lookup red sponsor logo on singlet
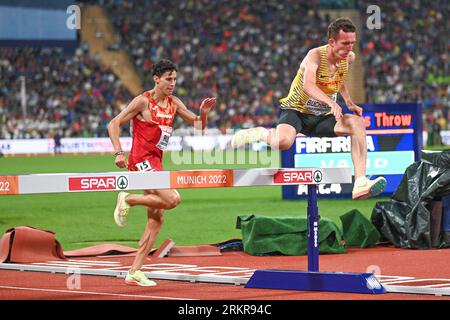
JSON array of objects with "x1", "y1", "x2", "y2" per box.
[{"x1": 316, "y1": 79, "x2": 342, "y2": 87}]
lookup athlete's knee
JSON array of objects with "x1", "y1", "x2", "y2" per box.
[
  {"x1": 277, "y1": 136, "x2": 295, "y2": 150},
  {"x1": 347, "y1": 115, "x2": 365, "y2": 133},
  {"x1": 165, "y1": 191, "x2": 181, "y2": 209},
  {"x1": 271, "y1": 125, "x2": 296, "y2": 150},
  {"x1": 270, "y1": 132, "x2": 295, "y2": 150}
]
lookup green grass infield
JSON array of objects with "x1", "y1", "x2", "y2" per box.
[{"x1": 0, "y1": 151, "x2": 386, "y2": 251}]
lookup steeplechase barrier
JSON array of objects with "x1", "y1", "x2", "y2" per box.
[{"x1": 2, "y1": 167, "x2": 446, "y2": 295}]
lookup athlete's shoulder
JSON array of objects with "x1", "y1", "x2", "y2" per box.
[
  {"x1": 125, "y1": 94, "x2": 148, "y2": 113},
  {"x1": 170, "y1": 95, "x2": 185, "y2": 108},
  {"x1": 304, "y1": 47, "x2": 321, "y2": 65},
  {"x1": 170, "y1": 95, "x2": 182, "y2": 104},
  {"x1": 135, "y1": 94, "x2": 150, "y2": 106},
  {"x1": 309, "y1": 44, "x2": 327, "y2": 54},
  {"x1": 307, "y1": 47, "x2": 322, "y2": 56}
]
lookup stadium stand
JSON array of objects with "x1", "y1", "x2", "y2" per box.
[
  {"x1": 0, "y1": 0, "x2": 448, "y2": 140},
  {"x1": 358, "y1": 0, "x2": 449, "y2": 135},
  {"x1": 0, "y1": 46, "x2": 132, "y2": 139}
]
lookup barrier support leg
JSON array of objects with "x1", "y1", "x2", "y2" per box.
[
  {"x1": 307, "y1": 184, "x2": 319, "y2": 272},
  {"x1": 245, "y1": 184, "x2": 386, "y2": 294}
]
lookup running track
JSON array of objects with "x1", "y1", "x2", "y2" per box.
[{"x1": 1, "y1": 247, "x2": 449, "y2": 300}]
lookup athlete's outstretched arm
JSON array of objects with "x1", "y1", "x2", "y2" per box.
[
  {"x1": 107, "y1": 95, "x2": 147, "y2": 168},
  {"x1": 173, "y1": 96, "x2": 216, "y2": 130}
]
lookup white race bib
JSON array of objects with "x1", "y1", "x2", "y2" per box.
[
  {"x1": 156, "y1": 125, "x2": 173, "y2": 151},
  {"x1": 305, "y1": 93, "x2": 337, "y2": 115},
  {"x1": 136, "y1": 160, "x2": 153, "y2": 172}
]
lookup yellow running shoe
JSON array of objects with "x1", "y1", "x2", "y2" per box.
[
  {"x1": 231, "y1": 127, "x2": 267, "y2": 148},
  {"x1": 352, "y1": 176, "x2": 387, "y2": 200},
  {"x1": 114, "y1": 191, "x2": 131, "y2": 227},
  {"x1": 125, "y1": 270, "x2": 157, "y2": 287}
]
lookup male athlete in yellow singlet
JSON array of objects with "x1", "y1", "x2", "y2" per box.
[{"x1": 232, "y1": 17, "x2": 386, "y2": 200}]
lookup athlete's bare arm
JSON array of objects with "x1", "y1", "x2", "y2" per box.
[
  {"x1": 338, "y1": 52, "x2": 362, "y2": 116},
  {"x1": 339, "y1": 52, "x2": 354, "y2": 104},
  {"x1": 107, "y1": 95, "x2": 147, "y2": 168},
  {"x1": 173, "y1": 96, "x2": 216, "y2": 130},
  {"x1": 302, "y1": 48, "x2": 343, "y2": 119}
]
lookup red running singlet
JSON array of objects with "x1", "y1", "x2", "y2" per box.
[{"x1": 128, "y1": 91, "x2": 176, "y2": 172}]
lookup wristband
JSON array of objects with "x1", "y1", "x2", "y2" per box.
[{"x1": 114, "y1": 151, "x2": 125, "y2": 157}]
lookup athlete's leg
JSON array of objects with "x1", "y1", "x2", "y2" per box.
[
  {"x1": 124, "y1": 206, "x2": 163, "y2": 286},
  {"x1": 265, "y1": 124, "x2": 297, "y2": 150},
  {"x1": 129, "y1": 193, "x2": 165, "y2": 274},
  {"x1": 231, "y1": 124, "x2": 297, "y2": 150},
  {"x1": 333, "y1": 114, "x2": 386, "y2": 200},
  {"x1": 231, "y1": 109, "x2": 300, "y2": 150},
  {"x1": 125, "y1": 189, "x2": 179, "y2": 286},
  {"x1": 333, "y1": 114, "x2": 366, "y2": 179},
  {"x1": 125, "y1": 189, "x2": 181, "y2": 210},
  {"x1": 114, "y1": 188, "x2": 180, "y2": 227}
]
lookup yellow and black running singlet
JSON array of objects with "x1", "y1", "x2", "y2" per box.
[{"x1": 279, "y1": 45, "x2": 348, "y2": 115}]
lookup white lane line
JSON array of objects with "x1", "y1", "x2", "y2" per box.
[
  {"x1": 379, "y1": 278, "x2": 450, "y2": 285},
  {"x1": 67, "y1": 260, "x2": 121, "y2": 264},
  {"x1": 107, "y1": 263, "x2": 197, "y2": 271},
  {"x1": 33, "y1": 261, "x2": 121, "y2": 267},
  {"x1": 31, "y1": 263, "x2": 96, "y2": 268},
  {"x1": 42, "y1": 260, "x2": 121, "y2": 265},
  {"x1": 421, "y1": 284, "x2": 450, "y2": 288},
  {"x1": 376, "y1": 275, "x2": 415, "y2": 281},
  {"x1": 0, "y1": 285, "x2": 196, "y2": 300}
]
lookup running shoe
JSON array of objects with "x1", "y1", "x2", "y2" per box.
[
  {"x1": 231, "y1": 127, "x2": 266, "y2": 148},
  {"x1": 125, "y1": 270, "x2": 157, "y2": 287},
  {"x1": 114, "y1": 191, "x2": 131, "y2": 227},
  {"x1": 352, "y1": 176, "x2": 387, "y2": 200}
]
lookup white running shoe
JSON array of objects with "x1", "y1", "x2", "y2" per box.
[
  {"x1": 114, "y1": 191, "x2": 131, "y2": 227},
  {"x1": 125, "y1": 270, "x2": 157, "y2": 287},
  {"x1": 231, "y1": 127, "x2": 266, "y2": 148}
]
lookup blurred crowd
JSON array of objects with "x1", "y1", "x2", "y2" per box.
[
  {"x1": 0, "y1": 45, "x2": 132, "y2": 139},
  {"x1": 108, "y1": 0, "x2": 328, "y2": 131},
  {"x1": 358, "y1": 0, "x2": 449, "y2": 139},
  {"x1": 0, "y1": 0, "x2": 448, "y2": 143}
]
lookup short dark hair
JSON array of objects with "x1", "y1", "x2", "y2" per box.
[
  {"x1": 152, "y1": 59, "x2": 177, "y2": 77},
  {"x1": 327, "y1": 17, "x2": 356, "y2": 40}
]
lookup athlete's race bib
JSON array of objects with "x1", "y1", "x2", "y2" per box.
[
  {"x1": 156, "y1": 125, "x2": 173, "y2": 150},
  {"x1": 305, "y1": 93, "x2": 337, "y2": 115},
  {"x1": 136, "y1": 160, "x2": 153, "y2": 172}
]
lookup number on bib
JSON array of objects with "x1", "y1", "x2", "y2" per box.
[{"x1": 136, "y1": 160, "x2": 152, "y2": 172}]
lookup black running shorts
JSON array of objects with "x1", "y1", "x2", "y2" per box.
[{"x1": 278, "y1": 108, "x2": 337, "y2": 137}]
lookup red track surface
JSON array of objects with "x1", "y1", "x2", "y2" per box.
[{"x1": 0, "y1": 246, "x2": 449, "y2": 300}]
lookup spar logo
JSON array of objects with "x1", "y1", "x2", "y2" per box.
[
  {"x1": 68, "y1": 175, "x2": 129, "y2": 191},
  {"x1": 313, "y1": 170, "x2": 323, "y2": 183},
  {"x1": 273, "y1": 169, "x2": 318, "y2": 184}
]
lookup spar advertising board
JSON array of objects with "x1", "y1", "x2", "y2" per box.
[{"x1": 281, "y1": 103, "x2": 423, "y2": 199}]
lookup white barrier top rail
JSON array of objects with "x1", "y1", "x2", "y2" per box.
[{"x1": 0, "y1": 168, "x2": 352, "y2": 195}]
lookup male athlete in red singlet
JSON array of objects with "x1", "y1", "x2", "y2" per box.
[
  {"x1": 108, "y1": 59, "x2": 216, "y2": 286},
  {"x1": 127, "y1": 89, "x2": 176, "y2": 172}
]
